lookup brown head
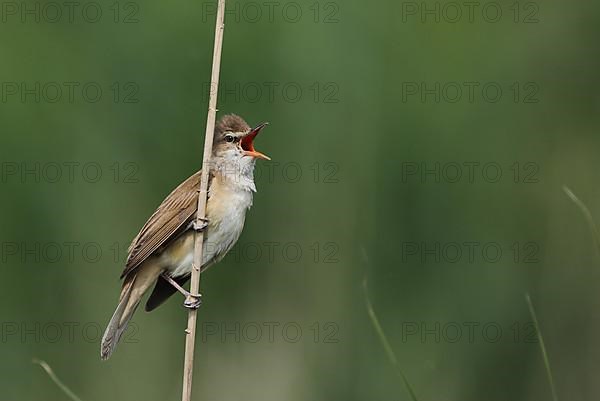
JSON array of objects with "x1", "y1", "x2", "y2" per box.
[{"x1": 213, "y1": 114, "x2": 270, "y2": 161}]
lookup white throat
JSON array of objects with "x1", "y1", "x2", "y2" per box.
[{"x1": 211, "y1": 154, "x2": 257, "y2": 194}]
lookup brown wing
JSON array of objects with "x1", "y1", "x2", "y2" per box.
[{"x1": 120, "y1": 170, "x2": 203, "y2": 279}]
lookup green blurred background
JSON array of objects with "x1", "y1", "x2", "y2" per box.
[{"x1": 2, "y1": 0, "x2": 600, "y2": 400}]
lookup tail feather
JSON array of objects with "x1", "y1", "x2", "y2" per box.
[
  {"x1": 101, "y1": 260, "x2": 163, "y2": 360},
  {"x1": 100, "y1": 277, "x2": 137, "y2": 360}
]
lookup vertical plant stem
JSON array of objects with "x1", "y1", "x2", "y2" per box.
[{"x1": 181, "y1": 1, "x2": 226, "y2": 400}]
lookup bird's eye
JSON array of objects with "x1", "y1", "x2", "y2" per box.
[{"x1": 225, "y1": 134, "x2": 235, "y2": 143}]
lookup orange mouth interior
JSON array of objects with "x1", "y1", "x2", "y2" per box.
[
  {"x1": 241, "y1": 124, "x2": 270, "y2": 160},
  {"x1": 241, "y1": 131, "x2": 258, "y2": 153}
]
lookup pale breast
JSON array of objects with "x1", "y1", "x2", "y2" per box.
[{"x1": 162, "y1": 174, "x2": 253, "y2": 277}]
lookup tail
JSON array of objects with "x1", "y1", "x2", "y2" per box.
[{"x1": 100, "y1": 261, "x2": 162, "y2": 360}]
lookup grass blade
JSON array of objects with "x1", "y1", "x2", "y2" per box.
[
  {"x1": 563, "y1": 186, "x2": 600, "y2": 256},
  {"x1": 32, "y1": 359, "x2": 84, "y2": 401},
  {"x1": 362, "y1": 276, "x2": 419, "y2": 401},
  {"x1": 525, "y1": 294, "x2": 558, "y2": 401}
]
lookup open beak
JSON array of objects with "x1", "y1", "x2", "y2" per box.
[{"x1": 241, "y1": 122, "x2": 270, "y2": 160}]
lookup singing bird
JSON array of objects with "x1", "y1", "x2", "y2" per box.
[{"x1": 100, "y1": 114, "x2": 270, "y2": 360}]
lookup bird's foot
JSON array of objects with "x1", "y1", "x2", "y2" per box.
[
  {"x1": 192, "y1": 218, "x2": 209, "y2": 232},
  {"x1": 160, "y1": 273, "x2": 202, "y2": 309},
  {"x1": 184, "y1": 293, "x2": 203, "y2": 309}
]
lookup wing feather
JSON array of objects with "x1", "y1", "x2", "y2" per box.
[{"x1": 120, "y1": 170, "x2": 203, "y2": 278}]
